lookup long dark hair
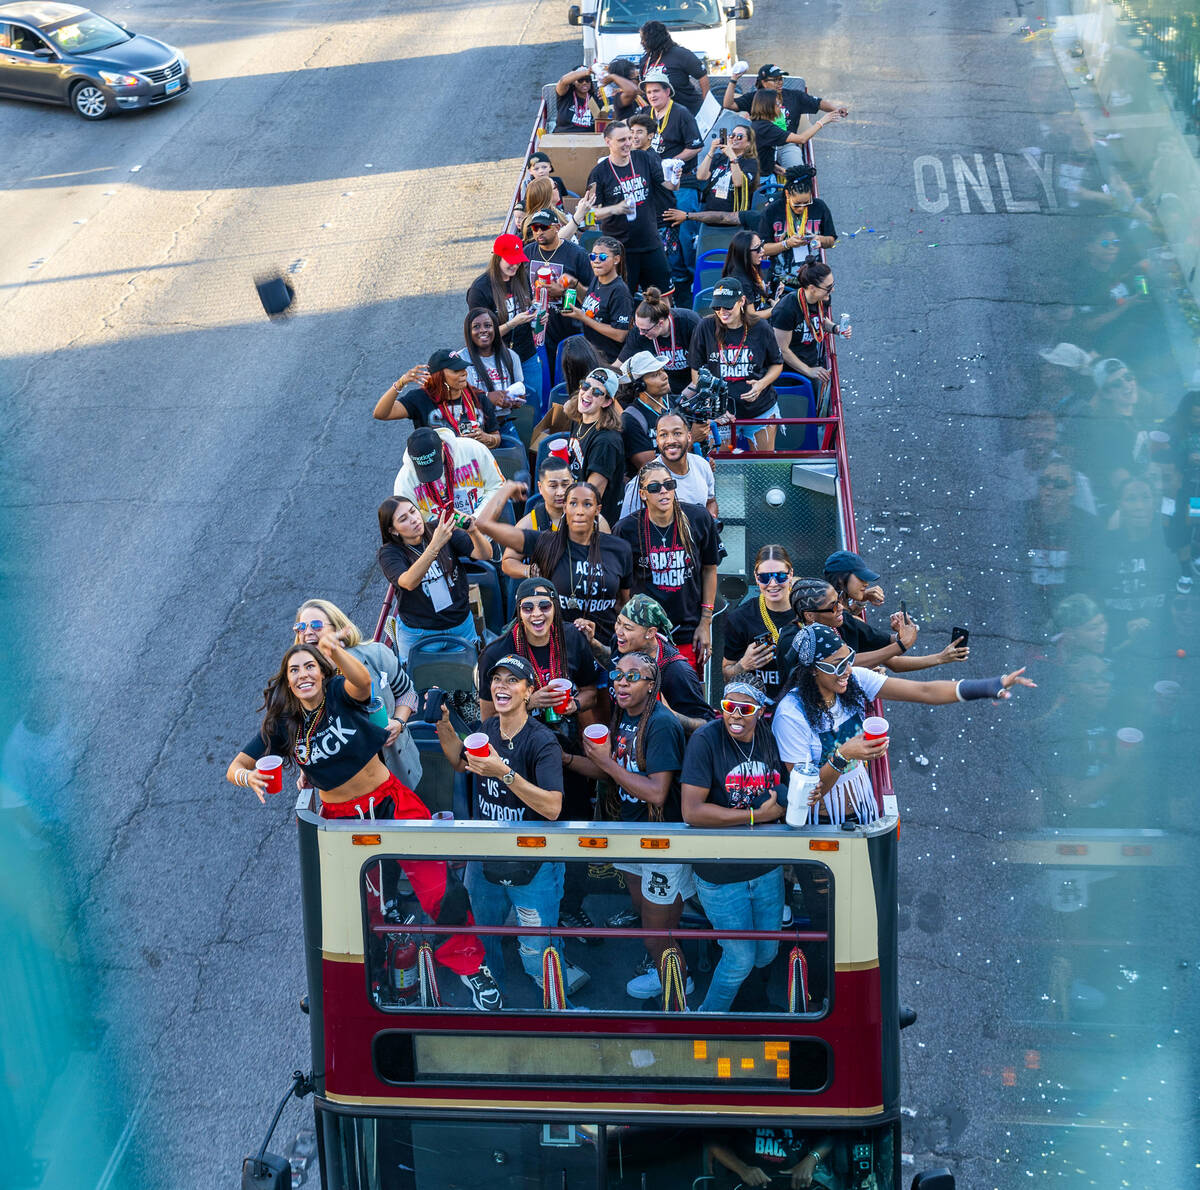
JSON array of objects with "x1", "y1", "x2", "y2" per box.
[
  {"x1": 532, "y1": 482, "x2": 604, "y2": 581},
  {"x1": 722, "y1": 230, "x2": 767, "y2": 300},
  {"x1": 635, "y1": 460, "x2": 697, "y2": 578},
  {"x1": 559, "y1": 336, "x2": 601, "y2": 397},
  {"x1": 488, "y1": 253, "x2": 531, "y2": 322},
  {"x1": 799, "y1": 260, "x2": 832, "y2": 297},
  {"x1": 640, "y1": 19, "x2": 673, "y2": 57},
  {"x1": 463, "y1": 306, "x2": 517, "y2": 388},
  {"x1": 605, "y1": 650, "x2": 664, "y2": 820},
  {"x1": 711, "y1": 299, "x2": 761, "y2": 351},
  {"x1": 260, "y1": 645, "x2": 338, "y2": 764},
  {"x1": 378, "y1": 496, "x2": 456, "y2": 578},
  {"x1": 782, "y1": 651, "x2": 868, "y2": 733}
]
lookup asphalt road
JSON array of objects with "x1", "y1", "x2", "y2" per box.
[{"x1": 0, "y1": 0, "x2": 1170, "y2": 1186}]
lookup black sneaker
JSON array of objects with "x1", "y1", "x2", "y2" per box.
[
  {"x1": 461, "y1": 965, "x2": 503, "y2": 1011},
  {"x1": 605, "y1": 907, "x2": 640, "y2": 929},
  {"x1": 560, "y1": 907, "x2": 603, "y2": 946}
]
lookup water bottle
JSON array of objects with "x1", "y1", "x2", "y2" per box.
[
  {"x1": 624, "y1": 193, "x2": 637, "y2": 222},
  {"x1": 838, "y1": 313, "x2": 852, "y2": 336},
  {"x1": 366, "y1": 680, "x2": 389, "y2": 729},
  {"x1": 786, "y1": 761, "x2": 821, "y2": 827}
]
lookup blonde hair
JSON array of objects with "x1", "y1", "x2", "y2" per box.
[
  {"x1": 520, "y1": 178, "x2": 566, "y2": 237},
  {"x1": 294, "y1": 598, "x2": 363, "y2": 647}
]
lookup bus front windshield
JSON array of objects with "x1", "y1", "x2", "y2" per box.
[
  {"x1": 597, "y1": 0, "x2": 722, "y2": 32},
  {"x1": 319, "y1": 1116, "x2": 897, "y2": 1190}
]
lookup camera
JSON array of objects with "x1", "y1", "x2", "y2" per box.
[{"x1": 678, "y1": 367, "x2": 729, "y2": 422}]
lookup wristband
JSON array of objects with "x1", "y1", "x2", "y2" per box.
[
  {"x1": 749, "y1": 806, "x2": 754, "y2": 826},
  {"x1": 892, "y1": 633, "x2": 908, "y2": 654},
  {"x1": 235, "y1": 768, "x2": 248, "y2": 787},
  {"x1": 827, "y1": 748, "x2": 849, "y2": 775},
  {"x1": 956, "y1": 676, "x2": 1005, "y2": 702}
]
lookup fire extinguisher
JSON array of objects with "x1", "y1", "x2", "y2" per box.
[{"x1": 387, "y1": 929, "x2": 420, "y2": 1004}]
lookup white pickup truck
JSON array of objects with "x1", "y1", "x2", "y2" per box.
[{"x1": 567, "y1": 0, "x2": 752, "y2": 77}]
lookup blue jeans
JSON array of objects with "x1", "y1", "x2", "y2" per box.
[
  {"x1": 390, "y1": 612, "x2": 477, "y2": 666},
  {"x1": 519, "y1": 353, "x2": 545, "y2": 416},
  {"x1": 694, "y1": 867, "x2": 784, "y2": 1013},
  {"x1": 497, "y1": 418, "x2": 523, "y2": 448},
  {"x1": 674, "y1": 184, "x2": 703, "y2": 269},
  {"x1": 465, "y1": 860, "x2": 565, "y2": 985}
]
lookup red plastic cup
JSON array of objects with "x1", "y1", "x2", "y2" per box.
[
  {"x1": 548, "y1": 438, "x2": 570, "y2": 462},
  {"x1": 256, "y1": 755, "x2": 283, "y2": 795},
  {"x1": 862, "y1": 716, "x2": 889, "y2": 743},
  {"x1": 1148, "y1": 430, "x2": 1171, "y2": 459},
  {"x1": 583, "y1": 724, "x2": 610, "y2": 747},
  {"x1": 464, "y1": 732, "x2": 491, "y2": 759},
  {"x1": 549, "y1": 679, "x2": 573, "y2": 712},
  {"x1": 1116, "y1": 727, "x2": 1143, "y2": 752}
]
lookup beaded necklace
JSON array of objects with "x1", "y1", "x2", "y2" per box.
[
  {"x1": 512, "y1": 622, "x2": 563, "y2": 686},
  {"x1": 758, "y1": 595, "x2": 785, "y2": 643},
  {"x1": 298, "y1": 692, "x2": 326, "y2": 763}
]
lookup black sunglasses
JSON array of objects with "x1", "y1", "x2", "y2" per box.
[
  {"x1": 520, "y1": 600, "x2": 554, "y2": 613},
  {"x1": 642, "y1": 478, "x2": 677, "y2": 493}
]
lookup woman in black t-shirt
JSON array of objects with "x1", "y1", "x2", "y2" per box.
[
  {"x1": 680, "y1": 677, "x2": 787, "y2": 1014},
  {"x1": 748, "y1": 89, "x2": 839, "y2": 179},
  {"x1": 228, "y1": 632, "x2": 501, "y2": 1006},
  {"x1": 376, "y1": 497, "x2": 490, "y2": 662},
  {"x1": 696, "y1": 126, "x2": 760, "y2": 214},
  {"x1": 688, "y1": 277, "x2": 783, "y2": 450},
  {"x1": 562, "y1": 366, "x2": 627, "y2": 523},
  {"x1": 770, "y1": 261, "x2": 845, "y2": 387},
  {"x1": 722, "y1": 544, "x2": 798, "y2": 705},
  {"x1": 618, "y1": 287, "x2": 700, "y2": 394},
  {"x1": 613, "y1": 460, "x2": 720, "y2": 667},
  {"x1": 721, "y1": 229, "x2": 776, "y2": 315},
  {"x1": 554, "y1": 66, "x2": 597, "y2": 131},
  {"x1": 372, "y1": 347, "x2": 501, "y2": 449},
  {"x1": 436, "y1": 653, "x2": 581, "y2": 998},
  {"x1": 561, "y1": 236, "x2": 633, "y2": 364},
  {"x1": 476, "y1": 479, "x2": 633, "y2": 646}
]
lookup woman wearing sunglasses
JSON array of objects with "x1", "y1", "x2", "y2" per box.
[
  {"x1": 697, "y1": 125, "x2": 759, "y2": 215},
  {"x1": 575, "y1": 650, "x2": 691, "y2": 1001},
  {"x1": 561, "y1": 236, "x2": 633, "y2": 364},
  {"x1": 477, "y1": 577, "x2": 604, "y2": 946},
  {"x1": 721, "y1": 545, "x2": 797, "y2": 705},
  {"x1": 475, "y1": 479, "x2": 633, "y2": 648},
  {"x1": 680, "y1": 676, "x2": 788, "y2": 1013},
  {"x1": 562, "y1": 366, "x2": 627, "y2": 525},
  {"x1": 228, "y1": 628, "x2": 503, "y2": 1010},
  {"x1": 773, "y1": 624, "x2": 1035, "y2": 825},
  {"x1": 614, "y1": 460, "x2": 720, "y2": 669},
  {"x1": 770, "y1": 261, "x2": 845, "y2": 392},
  {"x1": 618, "y1": 287, "x2": 701, "y2": 395},
  {"x1": 721, "y1": 229, "x2": 775, "y2": 315}
]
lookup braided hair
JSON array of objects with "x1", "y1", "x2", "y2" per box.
[
  {"x1": 635, "y1": 460, "x2": 696, "y2": 578},
  {"x1": 509, "y1": 590, "x2": 569, "y2": 685},
  {"x1": 781, "y1": 621, "x2": 868, "y2": 733},
  {"x1": 604, "y1": 650, "x2": 665, "y2": 821},
  {"x1": 531, "y1": 481, "x2": 604, "y2": 586},
  {"x1": 423, "y1": 367, "x2": 484, "y2": 432}
]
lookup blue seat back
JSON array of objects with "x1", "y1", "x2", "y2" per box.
[
  {"x1": 774, "y1": 372, "x2": 818, "y2": 451},
  {"x1": 692, "y1": 248, "x2": 727, "y2": 298}
]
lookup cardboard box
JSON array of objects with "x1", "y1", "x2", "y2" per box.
[{"x1": 536, "y1": 132, "x2": 608, "y2": 198}]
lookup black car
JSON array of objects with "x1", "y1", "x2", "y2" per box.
[{"x1": 0, "y1": 1, "x2": 188, "y2": 119}]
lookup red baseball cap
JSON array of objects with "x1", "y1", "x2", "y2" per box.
[{"x1": 493, "y1": 234, "x2": 529, "y2": 267}]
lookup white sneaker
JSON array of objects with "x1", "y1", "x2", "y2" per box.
[{"x1": 626, "y1": 969, "x2": 694, "y2": 999}]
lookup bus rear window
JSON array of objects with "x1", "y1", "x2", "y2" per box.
[{"x1": 361, "y1": 855, "x2": 833, "y2": 1016}]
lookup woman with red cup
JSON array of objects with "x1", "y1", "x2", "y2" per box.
[
  {"x1": 573, "y1": 650, "x2": 690, "y2": 1001},
  {"x1": 435, "y1": 654, "x2": 588, "y2": 999},
  {"x1": 772, "y1": 624, "x2": 1035, "y2": 825},
  {"x1": 477, "y1": 577, "x2": 604, "y2": 943},
  {"x1": 227, "y1": 628, "x2": 503, "y2": 1010}
]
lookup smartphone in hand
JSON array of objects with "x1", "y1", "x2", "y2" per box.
[{"x1": 951, "y1": 627, "x2": 969, "y2": 648}]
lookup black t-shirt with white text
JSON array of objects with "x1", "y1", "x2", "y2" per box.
[
  {"x1": 586, "y1": 150, "x2": 668, "y2": 253},
  {"x1": 520, "y1": 528, "x2": 633, "y2": 644},
  {"x1": 614, "y1": 502, "x2": 720, "y2": 634},
  {"x1": 555, "y1": 90, "x2": 595, "y2": 131},
  {"x1": 471, "y1": 715, "x2": 563, "y2": 822},
  {"x1": 399, "y1": 385, "x2": 500, "y2": 437},
  {"x1": 566, "y1": 422, "x2": 626, "y2": 523},
  {"x1": 243, "y1": 675, "x2": 387, "y2": 791},
  {"x1": 378, "y1": 529, "x2": 474, "y2": 631},
  {"x1": 722, "y1": 599, "x2": 799, "y2": 705},
  {"x1": 618, "y1": 308, "x2": 701, "y2": 393},
  {"x1": 466, "y1": 270, "x2": 536, "y2": 360},
  {"x1": 770, "y1": 290, "x2": 825, "y2": 369},
  {"x1": 703, "y1": 152, "x2": 760, "y2": 213},
  {"x1": 688, "y1": 316, "x2": 783, "y2": 416},
  {"x1": 524, "y1": 238, "x2": 594, "y2": 345},
  {"x1": 610, "y1": 702, "x2": 686, "y2": 821},
  {"x1": 580, "y1": 275, "x2": 634, "y2": 364},
  {"x1": 759, "y1": 196, "x2": 837, "y2": 269},
  {"x1": 680, "y1": 719, "x2": 785, "y2": 883}
]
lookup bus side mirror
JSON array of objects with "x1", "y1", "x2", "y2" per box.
[
  {"x1": 735, "y1": 0, "x2": 754, "y2": 18},
  {"x1": 912, "y1": 1171, "x2": 955, "y2": 1190},
  {"x1": 568, "y1": 4, "x2": 581, "y2": 24},
  {"x1": 581, "y1": 10, "x2": 595, "y2": 24}
]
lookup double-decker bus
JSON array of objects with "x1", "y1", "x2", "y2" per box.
[{"x1": 244, "y1": 81, "x2": 955, "y2": 1190}]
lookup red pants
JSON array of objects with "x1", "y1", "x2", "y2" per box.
[
  {"x1": 321, "y1": 776, "x2": 485, "y2": 976},
  {"x1": 673, "y1": 641, "x2": 700, "y2": 672}
]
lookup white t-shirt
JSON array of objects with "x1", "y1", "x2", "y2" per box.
[
  {"x1": 393, "y1": 428, "x2": 504, "y2": 516},
  {"x1": 618, "y1": 453, "x2": 716, "y2": 517},
  {"x1": 772, "y1": 666, "x2": 887, "y2": 769},
  {"x1": 454, "y1": 348, "x2": 523, "y2": 394}
]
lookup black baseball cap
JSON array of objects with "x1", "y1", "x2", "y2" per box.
[
  {"x1": 406, "y1": 427, "x2": 445, "y2": 483},
  {"x1": 428, "y1": 347, "x2": 467, "y2": 374},
  {"x1": 824, "y1": 550, "x2": 880, "y2": 583},
  {"x1": 527, "y1": 209, "x2": 558, "y2": 228},
  {"x1": 757, "y1": 64, "x2": 786, "y2": 80},
  {"x1": 710, "y1": 277, "x2": 745, "y2": 308},
  {"x1": 487, "y1": 653, "x2": 539, "y2": 684}
]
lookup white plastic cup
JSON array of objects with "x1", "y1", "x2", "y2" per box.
[
  {"x1": 464, "y1": 732, "x2": 491, "y2": 758},
  {"x1": 785, "y1": 763, "x2": 820, "y2": 828},
  {"x1": 1116, "y1": 727, "x2": 1144, "y2": 752},
  {"x1": 732, "y1": 59, "x2": 749, "y2": 76},
  {"x1": 432, "y1": 810, "x2": 454, "y2": 822},
  {"x1": 1153, "y1": 680, "x2": 1180, "y2": 715},
  {"x1": 862, "y1": 716, "x2": 889, "y2": 743},
  {"x1": 255, "y1": 755, "x2": 283, "y2": 795}
]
